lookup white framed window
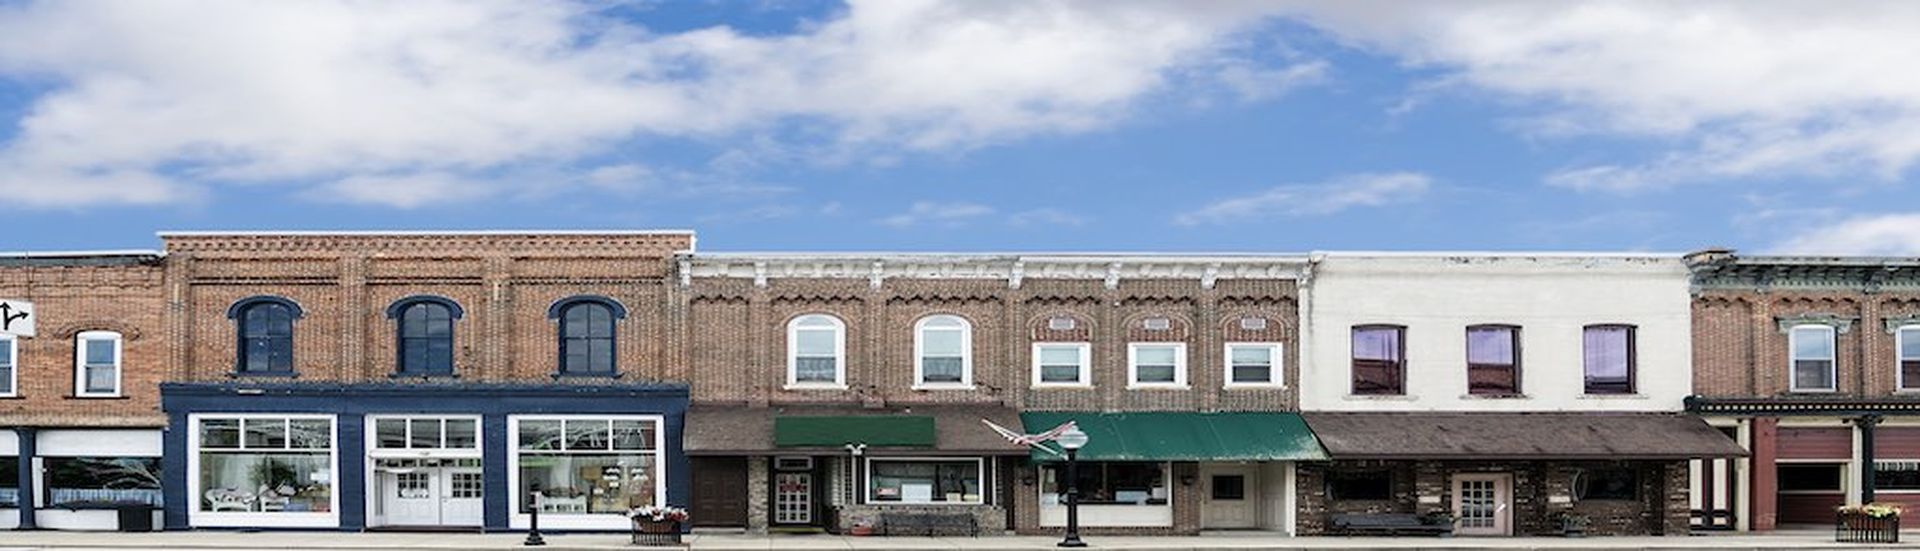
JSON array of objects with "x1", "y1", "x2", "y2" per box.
[
  {"x1": 864, "y1": 457, "x2": 985, "y2": 505},
  {"x1": 1032, "y1": 343, "x2": 1092, "y2": 387},
  {"x1": 74, "y1": 330, "x2": 122, "y2": 398},
  {"x1": 507, "y1": 415, "x2": 664, "y2": 530},
  {"x1": 0, "y1": 335, "x2": 15, "y2": 397},
  {"x1": 787, "y1": 314, "x2": 846, "y2": 389},
  {"x1": 914, "y1": 315, "x2": 972, "y2": 388},
  {"x1": 1128, "y1": 343, "x2": 1187, "y2": 388},
  {"x1": 187, "y1": 414, "x2": 340, "y2": 528},
  {"x1": 1898, "y1": 325, "x2": 1920, "y2": 392},
  {"x1": 1224, "y1": 342, "x2": 1283, "y2": 388},
  {"x1": 1789, "y1": 325, "x2": 1837, "y2": 392}
]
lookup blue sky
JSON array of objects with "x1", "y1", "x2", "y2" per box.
[{"x1": 1, "y1": 1, "x2": 1918, "y2": 254}]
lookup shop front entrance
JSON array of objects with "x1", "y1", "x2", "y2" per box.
[
  {"x1": 1199, "y1": 464, "x2": 1259, "y2": 529},
  {"x1": 769, "y1": 456, "x2": 823, "y2": 528},
  {"x1": 1451, "y1": 473, "x2": 1512, "y2": 536},
  {"x1": 377, "y1": 463, "x2": 483, "y2": 527}
]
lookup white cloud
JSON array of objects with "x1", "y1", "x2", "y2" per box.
[
  {"x1": 0, "y1": 0, "x2": 1319, "y2": 208},
  {"x1": 878, "y1": 201, "x2": 996, "y2": 228},
  {"x1": 302, "y1": 173, "x2": 492, "y2": 208},
  {"x1": 1278, "y1": 1, "x2": 1920, "y2": 191},
  {"x1": 1771, "y1": 213, "x2": 1920, "y2": 256},
  {"x1": 1174, "y1": 171, "x2": 1431, "y2": 226}
]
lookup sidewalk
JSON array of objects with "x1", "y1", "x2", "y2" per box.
[{"x1": 0, "y1": 530, "x2": 1913, "y2": 551}]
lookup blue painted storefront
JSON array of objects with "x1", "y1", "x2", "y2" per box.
[{"x1": 160, "y1": 382, "x2": 689, "y2": 532}]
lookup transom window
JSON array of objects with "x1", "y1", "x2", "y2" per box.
[
  {"x1": 1789, "y1": 325, "x2": 1837, "y2": 392},
  {"x1": 1225, "y1": 343, "x2": 1282, "y2": 387},
  {"x1": 374, "y1": 416, "x2": 480, "y2": 450},
  {"x1": 1582, "y1": 325, "x2": 1636, "y2": 394},
  {"x1": 914, "y1": 315, "x2": 972, "y2": 387},
  {"x1": 0, "y1": 335, "x2": 15, "y2": 397},
  {"x1": 552, "y1": 297, "x2": 624, "y2": 376},
  {"x1": 787, "y1": 314, "x2": 845, "y2": 387},
  {"x1": 1466, "y1": 325, "x2": 1521, "y2": 395},
  {"x1": 231, "y1": 297, "x2": 301, "y2": 375},
  {"x1": 75, "y1": 330, "x2": 122, "y2": 397},
  {"x1": 1128, "y1": 343, "x2": 1186, "y2": 388},
  {"x1": 1351, "y1": 325, "x2": 1405, "y2": 395},
  {"x1": 1032, "y1": 343, "x2": 1091, "y2": 387},
  {"x1": 389, "y1": 297, "x2": 461, "y2": 376},
  {"x1": 1897, "y1": 326, "x2": 1919, "y2": 392}
]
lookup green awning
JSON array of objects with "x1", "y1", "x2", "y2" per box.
[
  {"x1": 1020, "y1": 412, "x2": 1326, "y2": 462},
  {"x1": 774, "y1": 415, "x2": 935, "y2": 448}
]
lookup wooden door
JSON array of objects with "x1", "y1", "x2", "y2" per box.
[
  {"x1": 1452, "y1": 473, "x2": 1512, "y2": 536},
  {"x1": 689, "y1": 457, "x2": 748, "y2": 527},
  {"x1": 1200, "y1": 465, "x2": 1259, "y2": 529}
]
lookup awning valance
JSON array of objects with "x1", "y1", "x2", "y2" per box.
[
  {"x1": 774, "y1": 416, "x2": 933, "y2": 447},
  {"x1": 686, "y1": 405, "x2": 1027, "y2": 455},
  {"x1": 1304, "y1": 412, "x2": 1747, "y2": 460},
  {"x1": 1019, "y1": 411, "x2": 1327, "y2": 462}
]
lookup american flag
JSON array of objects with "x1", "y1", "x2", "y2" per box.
[{"x1": 981, "y1": 418, "x2": 1075, "y2": 457}]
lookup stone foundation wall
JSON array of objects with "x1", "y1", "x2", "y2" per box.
[
  {"x1": 835, "y1": 503, "x2": 1007, "y2": 534},
  {"x1": 1297, "y1": 460, "x2": 1689, "y2": 537}
]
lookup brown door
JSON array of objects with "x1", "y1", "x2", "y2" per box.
[{"x1": 690, "y1": 457, "x2": 748, "y2": 527}]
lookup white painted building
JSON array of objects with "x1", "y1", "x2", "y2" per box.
[{"x1": 1300, "y1": 253, "x2": 1695, "y2": 412}]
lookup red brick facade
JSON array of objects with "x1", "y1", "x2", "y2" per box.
[{"x1": 0, "y1": 254, "x2": 167, "y2": 427}]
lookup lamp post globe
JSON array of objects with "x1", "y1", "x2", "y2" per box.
[{"x1": 1056, "y1": 425, "x2": 1089, "y2": 548}]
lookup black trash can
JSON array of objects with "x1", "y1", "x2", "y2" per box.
[{"x1": 115, "y1": 503, "x2": 155, "y2": 532}]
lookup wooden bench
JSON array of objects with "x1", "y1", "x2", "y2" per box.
[
  {"x1": 879, "y1": 512, "x2": 978, "y2": 537},
  {"x1": 1331, "y1": 513, "x2": 1453, "y2": 536}
]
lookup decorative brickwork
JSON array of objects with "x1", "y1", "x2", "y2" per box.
[{"x1": 0, "y1": 256, "x2": 167, "y2": 427}]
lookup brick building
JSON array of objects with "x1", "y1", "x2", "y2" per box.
[
  {"x1": 676, "y1": 254, "x2": 1325, "y2": 535},
  {"x1": 154, "y1": 231, "x2": 694, "y2": 531},
  {"x1": 1, "y1": 251, "x2": 167, "y2": 531},
  {"x1": 1684, "y1": 251, "x2": 1920, "y2": 531}
]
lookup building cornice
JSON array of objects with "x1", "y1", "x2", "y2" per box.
[
  {"x1": 1685, "y1": 395, "x2": 1920, "y2": 416},
  {"x1": 678, "y1": 253, "x2": 1310, "y2": 290}
]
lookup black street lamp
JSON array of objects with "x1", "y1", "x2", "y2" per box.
[
  {"x1": 524, "y1": 484, "x2": 546, "y2": 547},
  {"x1": 1056, "y1": 426, "x2": 1090, "y2": 548}
]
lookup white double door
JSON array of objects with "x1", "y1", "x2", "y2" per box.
[{"x1": 382, "y1": 468, "x2": 483, "y2": 527}]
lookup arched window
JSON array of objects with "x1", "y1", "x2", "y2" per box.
[
  {"x1": 915, "y1": 315, "x2": 972, "y2": 388},
  {"x1": 548, "y1": 296, "x2": 626, "y2": 376},
  {"x1": 787, "y1": 314, "x2": 845, "y2": 388},
  {"x1": 387, "y1": 296, "x2": 462, "y2": 376},
  {"x1": 228, "y1": 296, "x2": 302, "y2": 375}
]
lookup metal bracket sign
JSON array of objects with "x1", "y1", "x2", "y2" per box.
[{"x1": 0, "y1": 299, "x2": 33, "y2": 337}]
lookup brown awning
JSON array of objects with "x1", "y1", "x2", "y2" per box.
[
  {"x1": 686, "y1": 404, "x2": 1027, "y2": 456},
  {"x1": 1303, "y1": 412, "x2": 1747, "y2": 460}
]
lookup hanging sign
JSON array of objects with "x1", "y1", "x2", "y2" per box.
[{"x1": 0, "y1": 299, "x2": 33, "y2": 337}]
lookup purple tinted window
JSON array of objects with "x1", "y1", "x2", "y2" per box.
[
  {"x1": 1467, "y1": 326, "x2": 1519, "y2": 395},
  {"x1": 1352, "y1": 326, "x2": 1404, "y2": 395},
  {"x1": 1583, "y1": 325, "x2": 1635, "y2": 394}
]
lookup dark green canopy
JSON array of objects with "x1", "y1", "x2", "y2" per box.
[{"x1": 1020, "y1": 411, "x2": 1326, "y2": 462}]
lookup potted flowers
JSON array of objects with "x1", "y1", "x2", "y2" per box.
[
  {"x1": 628, "y1": 505, "x2": 689, "y2": 546},
  {"x1": 1836, "y1": 503, "x2": 1901, "y2": 543}
]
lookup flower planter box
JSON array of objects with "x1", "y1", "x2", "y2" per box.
[
  {"x1": 1836, "y1": 511, "x2": 1900, "y2": 544},
  {"x1": 631, "y1": 518, "x2": 682, "y2": 546}
]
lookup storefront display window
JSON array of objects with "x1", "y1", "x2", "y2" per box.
[
  {"x1": 1041, "y1": 462, "x2": 1168, "y2": 506},
  {"x1": 45, "y1": 456, "x2": 162, "y2": 507},
  {"x1": 514, "y1": 416, "x2": 661, "y2": 515},
  {"x1": 1874, "y1": 461, "x2": 1920, "y2": 491},
  {"x1": 196, "y1": 416, "x2": 335, "y2": 513},
  {"x1": 867, "y1": 458, "x2": 983, "y2": 504},
  {"x1": 0, "y1": 457, "x2": 17, "y2": 506}
]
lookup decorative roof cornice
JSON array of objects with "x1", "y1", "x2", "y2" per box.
[
  {"x1": 679, "y1": 253, "x2": 1310, "y2": 290},
  {"x1": 1685, "y1": 395, "x2": 1920, "y2": 416},
  {"x1": 1686, "y1": 250, "x2": 1920, "y2": 291}
]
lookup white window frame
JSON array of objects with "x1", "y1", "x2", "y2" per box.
[
  {"x1": 506, "y1": 414, "x2": 666, "y2": 530},
  {"x1": 1127, "y1": 342, "x2": 1188, "y2": 389},
  {"x1": 0, "y1": 335, "x2": 16, "y2": 397},
  {"x1": 786, "y1": 314, "x2": 847, "y2": 389},
  {"x1": 365, "y1": 414, "x2": 484, "y2": 456},
  {"x1": 913, "y1": 315, "x2": 973, "y2": 389},
  {"x1": 74, "y1": 330, "x2": 123, "y2": 398},
  {"x1": 1788, "y1": 324, "x2": 1838, "y2": 393},
  {"x1": 1898, "y1": 325, "x2": 1920, "y2": 392},
  {"x1": 1031, "y1": 342, "x2": 1092, "y2": 388},
  {"x1": 186, "y1": 413, "x2": 341, "y2": 528},
  {"x1": 863, "y1": 456, "x2": 987, "y2": 505},
  {"x1": 1223, "y1": 342, "x2": 1284, "y2": 388}
]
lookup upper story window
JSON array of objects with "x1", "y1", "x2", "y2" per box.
[
  {"x1": 75, "y1": 330, "x2": 122, "y2": 397},
  {"x1": 1225, "y1": 342, "x2": 1282, "y2": 387},
  {"x1": 387, "y1": 296, "x2": 463, "y2": 376},
  {"x1": 0, "y1": 335, "x2": 15, "y2": 397},
  {"x1": 914, "y1": 315, "x2": 972, "y2": 388},
  {"x1": 1900, "y1": 325, "x2": 1920, "y2": 392},
  {"x1": 1789, "y1": 324, "x2": 1837, "y2": 392},
  {"x1": 1128, "y1": 342, "x2": 1186, "y2": 388},
  {"x1": 549, "y1": 296, "x2": 626, "y2": 376},
  {"x1": 1466, "y1": 325, "x2": 1520, "y2": 396},
  {"x1": 1582, "y1": 324, "x2": 1636, "y2": 394},
  {"x1": 1032, "y1": 342, "x2": 1091, "y2": 387},
  {"x1": 787, "y1": 314, "x2": 845, "y2": 388},
  {"x1": 229, "y1": 296, "x2": 302, "y2": 376},
  {"x1": 1351, "y1": 325, "x2": 1405, "y2": 395}
]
